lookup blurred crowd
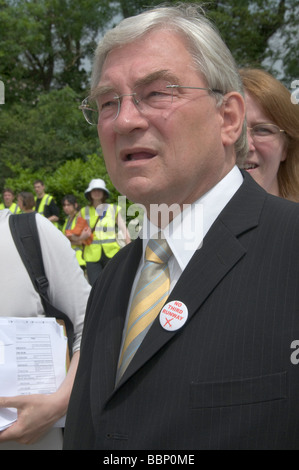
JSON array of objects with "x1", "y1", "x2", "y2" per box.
[{"x1": 0, "y1": 178, "x2": 131, "y2": 285}]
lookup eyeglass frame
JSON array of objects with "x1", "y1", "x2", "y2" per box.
[
  {"x1": 79, "y1": 84, "x2": 224, "y2": 125},
  {"x1": 247, "y1": 123, "x2": 286, "y2": 142}
]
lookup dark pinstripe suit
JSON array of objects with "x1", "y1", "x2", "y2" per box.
[{"x1": 64, "y1": 173, "x2": 299, "y2": 450}]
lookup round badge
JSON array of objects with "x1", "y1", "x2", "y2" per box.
[{"x1": 159, "y1": 300, "x2": 188, "y2": 331}]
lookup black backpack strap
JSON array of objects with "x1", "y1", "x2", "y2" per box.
[
  {"x1": 9, "y1": 213, "x2": 49, "y2": 296},
  {"x1": 9, "y1": 213, "x2": 74, "y2": 356}
]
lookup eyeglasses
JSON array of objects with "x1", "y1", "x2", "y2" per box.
[
  {"x1": 247, "y1": 123, "x2": 286, "y2": 143},
  {"x1": 79, "y1": 79, "x2": 223, "y2": 125}
]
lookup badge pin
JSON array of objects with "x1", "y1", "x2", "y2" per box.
[{"x1": 160, "y1": 300, "x2": 188, "y2": 331}]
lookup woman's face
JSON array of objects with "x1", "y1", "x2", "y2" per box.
[
  {"x1": 242, "y1": 92, "x2": 287, "y2": 196},
  {"x1": 63, "y1": 200, "x2": 76, "y2": 215},
  {"x1": 90, "y1": 189, "x2": 105, "y2": 204}
]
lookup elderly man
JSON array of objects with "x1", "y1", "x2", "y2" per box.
[{"x1": 64, "y1": 5, "x2": 299, "y2": 450}]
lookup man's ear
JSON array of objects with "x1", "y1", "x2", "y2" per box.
[{"x1": 220, "y1": 92, "x2": 245, "y2": 147}]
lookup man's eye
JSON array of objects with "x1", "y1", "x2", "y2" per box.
[
  {"x1": 100, "y1": 99, "x2": 117, "y2": 110},
  {"x1": 143, "y1": 89, "x2": 172, "y2": 103},
  {"x1": 149, "y1": 90, "x2": 169, "y2": 97}
]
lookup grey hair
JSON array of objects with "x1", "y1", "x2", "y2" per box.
[{"x1": 91, "y1": 4, "x2": 247, "y2": 163}]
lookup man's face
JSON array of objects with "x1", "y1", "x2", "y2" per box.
[
  {"x1": 34, "y1": 183, "x2": 44, "y2": 197},
  {"x1": 96, "y1": 29, "x2": 237, "y2": 212},
  {"x1": 3, "y1": 191, "x2": 14, "y2": 207}
]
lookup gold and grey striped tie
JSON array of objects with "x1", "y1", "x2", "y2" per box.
[{"x1": 116, "y1": 234, "x2": 172, "y2": 383}]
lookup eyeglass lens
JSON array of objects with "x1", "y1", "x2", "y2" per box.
[
  {"x1": 81, "y1": 79, "x2": 182, "y2": 125},
  {"x1": 249, "y1": 124, "x2": 284, "y2": 142}
]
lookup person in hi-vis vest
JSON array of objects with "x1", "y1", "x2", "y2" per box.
[
  {"x1": 74, "y1": 179, "x2": 130, "y2": 285},
  {"x1": 0, "y1": 188, "x2": 21, "y2": 214},
  {"x1": 33, "y1": 179, "x2": 59, "y2": 226},
  {"x1": 61, "y1": 194, "x2": 86, "y2": 272}
]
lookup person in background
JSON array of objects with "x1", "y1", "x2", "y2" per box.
[
  {"x1": 239, "y1": 68, "x2": 299, "y2": 201},
  {"x1": 0, "y1": 208, "x2": 91, "y2": 450},
  {"x1": 61, "y1": 194, "x2": 86, "y2": 272},
  {"x1": 76, "y1": 178, "x2": 130, "y2": 285},
  {"x1": 0, "y1": 188, "x2": 21, "y2": 214},
  {"x1": 33, "y1": 179, "x2": 60, "y2": 225},
  {"x1": 17, "y1": 191, "x2": 35, "y2": 213},
  {"x1": 64, "y1": 4, "x2": 299, "y2": 450}
]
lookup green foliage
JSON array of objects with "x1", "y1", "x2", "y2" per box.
[
  {"x1": 2, "y1": 163, "x2": 41, "y2": 194},
  {"x1": 0, "y1": 86, "x2": 100, "y2": 184},
  {"x1": 0, "y1": 0, "x2": 116, "y2": 101},
  {"x1": 205, "y1": 0, "x2": 288, "y2": 69},
  {"x1": 119, "y1": 0, "x2": 161, "y2": 17},
  {"x1": 48, "y1": 153, "x2": 116, "y2": 209}
]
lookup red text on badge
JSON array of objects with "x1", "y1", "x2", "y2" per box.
[{"x1": 159, "y1": 301, "x2": 188, "y2": 331}]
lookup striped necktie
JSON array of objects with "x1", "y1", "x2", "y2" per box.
[{"x1": 116, "y1": 234, "x2": 172, "y2": 383}]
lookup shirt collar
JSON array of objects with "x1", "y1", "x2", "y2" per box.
[{"x1": 140, "y1": 166, "x2": 243, "y2": 270}]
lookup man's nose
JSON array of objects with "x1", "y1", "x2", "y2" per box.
[{"x1": 113, "y1": 96, "x2": 148, "y2": 133}]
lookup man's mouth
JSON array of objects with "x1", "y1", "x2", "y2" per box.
[{"x1": 123, "y1": 151, "x2": 157, "y2": 162}]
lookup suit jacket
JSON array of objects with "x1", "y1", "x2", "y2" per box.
[{"x1": 64, "y1": 173, "x2": 299, "y2": 450}]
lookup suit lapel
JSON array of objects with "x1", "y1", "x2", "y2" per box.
[{"x1": 112, "y1": 174, "x2": 267, "y2": 392}]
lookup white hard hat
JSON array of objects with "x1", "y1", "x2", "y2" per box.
[{"x1": 84, "y1": 178, "x2": 110, "y2": 198}]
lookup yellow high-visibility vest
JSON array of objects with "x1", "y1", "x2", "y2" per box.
[
  {"x1": 80, "y1": 204, "x2": 121, "y2": 262},
  {"x1": 35, "y1": 194, "x2": 58, "y2": 227},
  {"x1": 0, "y1": 202, "x2": 21, "y2": 214},
  {"x1": 35, "y1": 194, "x2": 54, "y2": 214}
]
